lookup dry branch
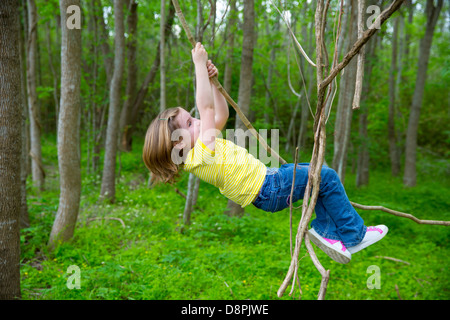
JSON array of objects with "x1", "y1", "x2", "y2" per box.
[
  {"x1": 304, "y1": 232, "x2": 330, "y2": 300},
  {"x1": 171, "y1": 0, "x2": 449, "y2": 301},
  {"x1": 352, "y1": 0, "x2": 366, "y2": 109},
  {"x1": 350, "y1": 202, "x2": 450, "y2": 226},
  {"x1": 86, "y1": 217, "x2": 126, "y2": 228},
  {"x1": 269, "y1": 0, "x2": 317, "y2": 67},
  {"x1": 277, "y1": 0, "x2": 407, "y2": 299},
  {"x1": 320, "y1": 0, "x2": 405, "y2": 90}
]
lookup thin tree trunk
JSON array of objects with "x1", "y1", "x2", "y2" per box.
[
  {"x1": 91, "y1": 0, "x2": 107, "y2": 172},
  {"x1": 27, "y1": 0, "x2": 44, "y2": 191},
  {"x1": 264, "y1": 11, "x2": 279, "y2": 123},
  {"x1": 160, "y1": 0, "x2": 166, "y2": 112},
  {"x1": 356, "y1": 31, "x2": 377, "y2": 187},
  {"x1": 48, "y1": 0, "x2": 82, "y2": 249},
  {"x1": 118, "y1": 0, "x2": 138, "y2": 151},
  {"x1": 96, "y1": 0, "x2": 113, "y2": 86},
  {"x1": 388, "y1": 16, "x2": 401, "y2": 176},
  {"x1": 223, "y1": 0, "x2": 236, "y2": 93},
  {"x1": 120, "y1": 2, "x2": 175, "y2": 151},
  {"x1": 45, "y1": 21, "x2": 60, "y2": 132},
  {"x1": 297, "y1": 0, "x2": 314, "y2": 150},
  {"x1": 332, "y1": 0, "x2": 358, "y2": 183},
  {"x1": 225, "y1": 0, "x2": 255, "y2": 217},
  {"x1": 0, "y1": 0, "x2": 22, "y2": 299},
  {"x1": 100, "y1": 0, "x2": 125, "y2": 202},
  {"x1": 183, "y1": 0, "x2": 205, "y2": 225},
  {"x1": 403, "y1": 0, "x2": 443, "y2": 187}
]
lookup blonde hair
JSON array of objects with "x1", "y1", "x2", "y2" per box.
[{"x1": 142, "y1": 107, "x2": 183, "y2": 184}]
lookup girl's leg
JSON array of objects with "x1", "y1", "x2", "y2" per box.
[
  {"x1": 275, "y1": 163, "x2": 366, "y2": 248},
  {"x1": 312, "y1": 166, "x2": 366, "y2": 248}
]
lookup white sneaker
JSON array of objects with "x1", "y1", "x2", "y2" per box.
[
  {"x1": 307, "y1": 228, "x2": 351, "y2": 264},
  {"x1": 347, "y1": 225, "x2": 388, "y2": 254}
]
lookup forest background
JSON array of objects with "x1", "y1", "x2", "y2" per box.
[{"x1": 0, "y1": 0, "x2": 449, "y2": 300}]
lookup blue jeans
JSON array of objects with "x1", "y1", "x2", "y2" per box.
[{"x1": 253, "y1": 163, "x2": 367, "y2": 247}]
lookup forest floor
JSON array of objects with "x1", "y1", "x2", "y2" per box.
[{"x1": 19, "y1": 135, "x2": 449, "y2": 300}]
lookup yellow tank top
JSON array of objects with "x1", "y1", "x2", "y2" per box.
[{"x1": 183, "y1": 138, "x2": 267, "y2": 207}]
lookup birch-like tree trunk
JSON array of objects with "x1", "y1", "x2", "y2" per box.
[
  {"x1": 27, "y1": 0, "x2": 44, "y2": 191},
  {"x1": 100, "y1": 0, "x2": 125, "y2": 202},
  {"x1": 225, "y1": 0, "x2": 255, "y2": 217},
  {"x1": 0, "y1": 0, "x2": 22, "y2": 299},
  {"x1": 403, "y1": 0, "x2": 443, "y2": 187},
  {"x1": 48, "y1": 0, "x2": 82, "y2": 249}
]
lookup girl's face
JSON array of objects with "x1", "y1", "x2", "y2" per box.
[{"x1": 173, "y1": 108, "x2": 200, "y2": 148}]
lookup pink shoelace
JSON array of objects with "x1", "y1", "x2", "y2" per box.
[{"x1": 367, "y1": 226, "x2": 383, "y2": 234}]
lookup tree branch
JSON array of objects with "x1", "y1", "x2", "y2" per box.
[
  {"x1": 350, "y1": 202, "x2": 450, "y2": 226},
  {"x1": 320, "y1": 0, "x2": 405, "y2": 90}
]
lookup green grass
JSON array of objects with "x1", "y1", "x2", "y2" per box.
[{"x1": 20, "y1": 135, "x2": 450, "y2": 300}]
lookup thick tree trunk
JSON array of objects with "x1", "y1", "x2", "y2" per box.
[
  {"x1": 225, "y1": 0, "x2": 255, "y2": 217},
  {"x1": 19, "y1": 4, "x2": 30, "y2": 228},
  {"x1": 48, "y1": 0, "x2": 82, "y2": 249},
  {"x1": 0, "y1": 0, "x2": 22, "y2": 299},
  {"x1": 26, "y1": 0, "x2": 44, "y2": 190},
  {"x1": 403, "y1": 0, "x2": 442, "y2": 187},
  {"x1": 100, "y1": 0, "x2": 125, "y2": 202}
]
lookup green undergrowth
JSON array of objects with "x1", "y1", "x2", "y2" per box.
[{"x1": 20, "y1": 136, "x2": 449, "y2": 300}]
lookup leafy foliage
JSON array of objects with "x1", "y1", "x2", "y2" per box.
[{"x1": 20, "y1": 136, "x2": 449, "y2": 300}]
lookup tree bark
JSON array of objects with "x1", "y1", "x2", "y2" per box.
[
  {"x1": 403, "y1": 0, "x2": 442, "y2": 187},
  {"x1": 356, "y1": 32, "x2": 377, "y2": 187},
  {"x1": 223, "y1": 0, "x2": 237, "y2": 94},
  {"x1": 118, "y1": 0, "x2": 138, "y2": 151},
  {"x1": 48, "y1": 0, "x2": 82, "y2": 249},
  {"x1": 45, "y1": 20, "x2": 60, "y2": 132},
  {"x1": 119, "y1": 2, "x2": 175, "y2": 152},
  {"x1": 100, "y1": 0, "x2": 125, "y2": 202},
  {"x1": 332, "y1": 0, "x2": 358, "y2": 183},
  {"x1": 183, "y1": 0, "x2": 205, "y2": 225},
  {"x1": 160, "y1": 0, "x2": 166, "y2": 112},
  {"x1": 225, "y1": 0, "x2": 255, "y2": 217},
  {"x1": 19, "y1": 2, "x2": 30, "y2": 228},
  {"x1": 26, "y1": 0, "x2": 44, "y2": 191},
  {"x1": 297, "y1": 1, "x2": 315, "y2": 150},
  {"x1": 0, "y1": 0, "x2": 22, "y2": 299},
  {"x1": 388, "y1": 16, "x2": 401, "y2": 176}
]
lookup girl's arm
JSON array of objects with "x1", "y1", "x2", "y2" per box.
[
  {"x1": 207, "y1": 60, "x2": 229, "y2": 131},
  {"x1": 192, "y1": 43, "x2": 216, "y2": 150}
]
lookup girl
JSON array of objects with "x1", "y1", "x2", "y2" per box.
[{"x1": 143, "y1": 42, "x2": 388, "y2": 264}]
